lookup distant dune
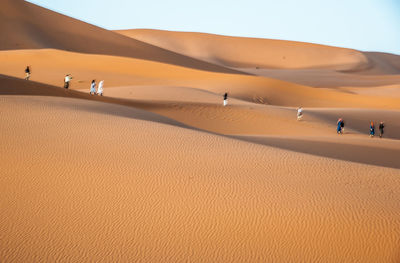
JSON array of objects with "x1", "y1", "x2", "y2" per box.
[
  {"x1": 116, "y1": 29, "x2": 400, "y2": 87},
  {"x1": 1, "y1": 1, "x2": 400, "y2": 262},
  {"x1": 116, "y1": 29, "x2": 370, "y2": 71},
  {"x1": 116, "y1": 29, "x2": 400, "y2": 74}
]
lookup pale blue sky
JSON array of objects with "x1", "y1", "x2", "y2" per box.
[{"x1": 27, "y1": 0, "x2": 400, "y2": 55}]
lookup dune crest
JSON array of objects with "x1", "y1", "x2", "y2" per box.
[
  {"x1": 115, "y1": 29, "x2": 400, "y2": 87},
  {"x1": 116, "y1": 29, "x2": 372, "y2": 71}
]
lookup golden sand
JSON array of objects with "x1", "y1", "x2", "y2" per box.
[{"x1": 1, "y1": 0, "x2": 400, "y2": 261}]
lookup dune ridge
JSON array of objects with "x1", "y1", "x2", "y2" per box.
[
  {"x1": 116, "y1": 29, "x2": 400, "y2": 88},
  {"x1": 115, "y1": 29, "x2": 400, "y2": 74},
  {"x1": 0, "y1": 0, "x2": 244, "y2": 74},
  {"x1": 116, "y1": 29, "x2": 370, "y2": 71}
]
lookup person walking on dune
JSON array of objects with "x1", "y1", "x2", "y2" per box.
[
  {"x1": 340, "y1": 119, "x2": 345, "y2": 133},
  {"x1": 90, "y1": 80, "x2": 97, "y2": 95},
  {"x1": 337, "y1": 118, "x2": 343, "y2": 134},
  {"x1": 97, "y1": 80, "x2": 104, "y2": 96},
  {"x1": 370, "y1": 121, "x2": 375, "y2": 137},
  {"x1": 25, "y1": 66, "x2": 31, "y2": 80},
  {"x1": 297, "y1": 107, "x2": 303, "y2": 121},
  {"x1": 64, "y1": 74, "x2": 72, "y2": 89},
  {"x1": 379, "y1": 121, "x2": 385, "y2": 138},
  {"x1": 223, "y1": 92, "x2": 228, "y2": 106}
]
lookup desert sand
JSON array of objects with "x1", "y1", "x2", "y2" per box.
[{"x1": 1, "y1": 0, "x2": 400, "y2": 262}]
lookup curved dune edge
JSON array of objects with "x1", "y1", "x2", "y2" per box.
[
  {"x1": 1, "y1": 95, "x2": 400, "y2": 262},
  {"x1": 115, "y1": 29, "x2": 400, "y2": 74},
  {"x1": 2, "y1": 50, "x2": 400, "y2": 109},
  {"x1": 114, "y1": 29, "x2": 400, "y2": 88},
  {"x1": 0, "y1": 0, "x2": 243, "y2": 74},
  {"x1": 1, "y1": 74, "x2": 400, "y2": 170},
  {"x1": 232, "y1": 135, "x2": 400, "y2": 169},
  {"x1": 115, "y1": 29, "x2": 370, "y2": 71}
]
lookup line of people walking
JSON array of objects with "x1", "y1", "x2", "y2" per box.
[
  {"x1": 20, "y1": 69, "x2": 391, "y2": 139},
  {"x1": 337, "y1": 118, "x2": 385, "y2": 138},
  {"x1": 25, "y1": 67, "x2": 105, "y2": 97},
  {"x1": 296, "y1": 107, "x2": 387, "y2": 138},
  {"x1": 62, "y1": 73, "x2": 104, "y2": 96}
]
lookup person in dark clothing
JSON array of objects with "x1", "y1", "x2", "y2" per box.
[
  {"x1": 379, "y1": 122, "x2": 385, "y2": 138},
  {"x1": 340, "y1": 119, "x2": 345, "y2": 133},
  {"x1": 25, "y1": 66, "x2": 31, "y2": 80},
  {"x1": 337, "y1": 118, "x2": 343, "y2": 134},
  {"x1": 90, "y1": 79, "x2": 97, "y2": 95}
]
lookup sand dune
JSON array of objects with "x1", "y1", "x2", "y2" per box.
[
  {"x1": 2, "y1": 50, "x2": 400, "y2": 110},
  {"x1": 116, "y1": 29, "x2": 400, "y2": 88},
  {"x1": 0, "y1": 0, "x2": 242, "y2": 74},
  {"x1": 116, "y1": 29, "x2": 400, "y2": 74},
  {"x1": 1, "y1": 2, "x2": 400, "y2": 261},
  {"x1": 238, "y1": 68, "x2": 400, "y2": 88},
  {"x1": 360, "y1": 52, "x2": 400, "y2": 75},
  {"x1": 2, "y1": 74, "x2": 400, "y2": 170},
  {"x1": 341, "y1": 84, "x2": 400, "y2": 98},
  {"x1": 1, "y1": 95, "x2": 400, "y2": 262},
  {"x1": 234, "y1": 135, "x2": 400, "y2": 169},
  {"x1": 116, "y1": 29, "x2": 370, "y2": 71}
]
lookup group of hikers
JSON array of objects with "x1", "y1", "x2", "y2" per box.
[
  {"x1": 64, "y1": 75, "x2": 104, "y2": 96},
  {"x1": 297, "y1": 107, "x2": 386, "y2": 138},
  {"x1": 337, "y1": 119, "x2": 385, "y2": 138},
  {"x1": 23, "y1": 68, "x2": 389, "y2": 138},
  {"x1": 24, "y1": 67, "x2": 104, "y2": 96}
]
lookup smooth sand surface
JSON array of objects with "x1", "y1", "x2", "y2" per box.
[
  {"x1": 1, "y1": 1, "x2": 400, "y2": 261},
  {"x1": 116, "y1": 29, "x2": 371, "y2": 71},
  {"x1": 116, "y1": 29, "x2": 400, "y2": 88},
  {"x1": 1, "y1": 95, "x2": 400, "y2": 262},
  {"x1": 116, "y1": 29, "x2": 400, "y2": 74}
]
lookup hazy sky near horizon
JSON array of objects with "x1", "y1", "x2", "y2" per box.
[{"x1": 27, "y1": 0, "x2": 400, "y2": 54}]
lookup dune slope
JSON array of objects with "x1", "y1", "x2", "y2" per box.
[
  {"x1": 0, "y1": 0, "x2": 242, "y2": 74},
  {"x1": 1, "y1": 95, "x2": 400, "y2": 262},
  {"x1": 116, "y1": 29, "x2": 370, "y2": 71},
  {"x1": 116, "y1": 29, "x2": 400, "y2": 88},
  {"x1": 2, "y1": 74, "x2": 400, "y2": 170},
  {"x1": 2, "y1": 50, "x2": 400, "y2": 110}
]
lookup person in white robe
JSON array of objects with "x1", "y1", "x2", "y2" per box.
[{"x1": 97, "y1": 80, "x2": 104, "y2": 96}]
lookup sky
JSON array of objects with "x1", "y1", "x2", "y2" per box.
[{"x1": 26, "y1": 0, "x2": 400, "y2": 55}]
